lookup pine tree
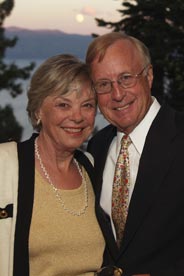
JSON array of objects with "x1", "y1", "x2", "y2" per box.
[
  {"x1": 0, "y1": 105, "x2": 22, "y2": 142},
  {"x1": 94, "y1": 0, "x2": 184, "y2": 111},
  {"x1": 0, "y1": 0, "x2": 35, "y2": 142}
]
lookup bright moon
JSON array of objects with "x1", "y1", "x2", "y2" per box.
[{"x1": 75, "y1": 14, "x2": 84, "y2": 23}]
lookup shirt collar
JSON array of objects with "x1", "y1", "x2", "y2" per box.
[{"x1": 116, "y1": 97, "x2": 161, "y2": 155}]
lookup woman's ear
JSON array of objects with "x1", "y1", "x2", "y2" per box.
[{"x1": 36, "y1": 111, "x2": 42, "y2": 126}]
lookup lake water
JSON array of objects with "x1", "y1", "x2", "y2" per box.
[{"x1": 0, "y1": 59, "x2": 108, "y2": 141}]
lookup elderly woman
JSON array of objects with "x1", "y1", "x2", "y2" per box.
[{"x1": 0, "y1": 54, "x2": 105, "y2": 276}]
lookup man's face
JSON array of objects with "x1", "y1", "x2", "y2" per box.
[{"x1": 90, "y1": 40, "x2": 153, "y2": 134}]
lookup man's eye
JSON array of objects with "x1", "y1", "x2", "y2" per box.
[
  {"x1": 97, "y1": 81, "x2": 110, "y2": 88},
  {"x1": 120, "y1": 74, "x2": 133, "y2": 81}
]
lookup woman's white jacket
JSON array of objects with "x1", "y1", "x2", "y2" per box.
[
  {"x1": 0, "y1": 134, "x2": 95, "y2": 276},
  {"x1": 0, "y1": 141, "x2": 18, "y2": 276}
]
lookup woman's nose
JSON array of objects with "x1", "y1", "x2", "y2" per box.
[{"x1": 71, "y1": 108, "x2": 83, "y2": 123}]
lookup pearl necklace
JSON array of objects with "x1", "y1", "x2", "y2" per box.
[{"x1": 34, "y1": 139, "x2": 88, "y2": 216}]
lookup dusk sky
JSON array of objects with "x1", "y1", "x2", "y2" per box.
[{"x1": 4, "y1": 0, "x2": 122, "y2": 35}]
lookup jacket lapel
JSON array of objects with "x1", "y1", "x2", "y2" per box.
[
  {"x1": 14, "y1": 134, "x2": 37, "y2": 275},
  {"x1": 120, "y1": 105, "x2": 177, "y2": 252},
  {"x1": 89, "y1": 125, "x2": 117, "y2": 201},
  {"x1": 89, "y1": 125, "x2": 120, "y2": 258}
]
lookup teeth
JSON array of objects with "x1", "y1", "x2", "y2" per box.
[
  {"x1": 64, "y1": 128, "x2": 82, "y2": 133},
  {"x1": 115, "y1": 104, "x2": 129, "y2": 111}
]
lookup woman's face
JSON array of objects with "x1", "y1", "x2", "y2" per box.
[{"x1": 38, "y1": 80, "x2": 96, "y2": 151}]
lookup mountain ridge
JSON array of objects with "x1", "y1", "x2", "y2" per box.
[{"x1": 5, "y1": 26, "x2": 93, "y2": 60}]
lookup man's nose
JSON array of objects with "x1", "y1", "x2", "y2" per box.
[{"x1": 111, "y1": 81, "x2": 126, "y2": 101}]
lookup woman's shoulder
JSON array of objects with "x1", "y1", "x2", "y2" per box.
[{"x1": 0, "y1": 141, "x2": 17, "y2": 157}]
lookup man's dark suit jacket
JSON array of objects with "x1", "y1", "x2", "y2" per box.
[{"x1": 87, "y1": 104, "x2": 184, "y2": 276}]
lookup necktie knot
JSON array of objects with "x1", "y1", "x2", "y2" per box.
[{"x1": 121, "y1": 135, "x2": 131, "y2": 150}]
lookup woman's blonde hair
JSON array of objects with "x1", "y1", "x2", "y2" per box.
[{"x1": 27, "y1": 54, "x2": 92, "y2": 131}]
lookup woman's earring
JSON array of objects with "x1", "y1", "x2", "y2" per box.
[{"x1": 36, "y1": 118, "x2": 41, "y2": 125}]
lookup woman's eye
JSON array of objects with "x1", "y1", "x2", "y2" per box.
[
  {"x1": 83, "y1": 102, "x2": 95, "y2": 108},
  {"x1": 57, "y1": 102, "x2": 69, "y2": 108}
]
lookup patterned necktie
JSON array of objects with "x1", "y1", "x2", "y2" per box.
[{"x1": 112, "y1": 135, "x2": 131, "y2": 247}]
